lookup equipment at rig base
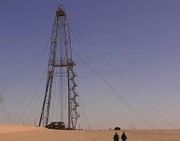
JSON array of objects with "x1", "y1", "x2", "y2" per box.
[{"x1": 39, "y1": 6, "x2": 80, "y2": 129}]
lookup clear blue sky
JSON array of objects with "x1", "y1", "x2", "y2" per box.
[{"x1": 0, "y1": 0, "x2": 180, "y2": 129}]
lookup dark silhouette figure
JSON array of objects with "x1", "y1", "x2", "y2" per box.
[
  {"x1": 113, "y1": 132, "x2": 119, "y2": 141},
  {"x1": 121, "y1": 132, "x2": 127, "y2": 141}
]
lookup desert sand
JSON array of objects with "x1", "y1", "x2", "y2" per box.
[{"x1": 0, "y1": 125, "x2": 180, "y2": 141}]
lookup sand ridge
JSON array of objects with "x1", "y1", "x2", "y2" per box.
[
  {"x1": 0, "y1": 125, "x2": 42, "y2": 134},
  {"x1": 0, "y1": 125, "x2": 180, "y2": 141}
]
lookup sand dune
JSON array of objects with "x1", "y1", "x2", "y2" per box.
[
  {"x1": 0, "y1": 125, "x2": 180, "y2": 141},
  {"x1": 0, "y1": 125, "x2": 41, "y2": 134}
]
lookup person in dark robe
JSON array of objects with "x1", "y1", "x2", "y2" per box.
[
  {"x1": 121, "y1": 132, "x2": 127, "y2": 141},
  {"x1": 113, "y1": 132, "x2": 119, "y2": 141}
]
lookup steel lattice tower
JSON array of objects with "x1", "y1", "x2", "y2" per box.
[{"x1": 39, "y1": 6, "x2": 80, "y2": 129}]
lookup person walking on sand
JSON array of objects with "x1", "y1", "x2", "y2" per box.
[
  {"x1": 121, "y1": 132, "x2": 127, "y2": 141},
  {"x1": 113, "y1": 132, "x2": 119, "y2": 141}
]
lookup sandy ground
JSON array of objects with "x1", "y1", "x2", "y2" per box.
[{"x1": 0, "y1": 125, "x2": 180, "y2": 141}]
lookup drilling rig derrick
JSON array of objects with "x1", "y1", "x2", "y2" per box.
[{"x1": 39, "y1": 6, "x2": 80, "y2": 130}]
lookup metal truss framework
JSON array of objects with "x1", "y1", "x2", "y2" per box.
[{"x1": 39, "y1": 6, "x2": 79, "y2": 129}]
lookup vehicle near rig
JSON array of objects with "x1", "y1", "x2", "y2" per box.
[{"x1": 45, "y1": 121, "x2": 65, "y2": 130}]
